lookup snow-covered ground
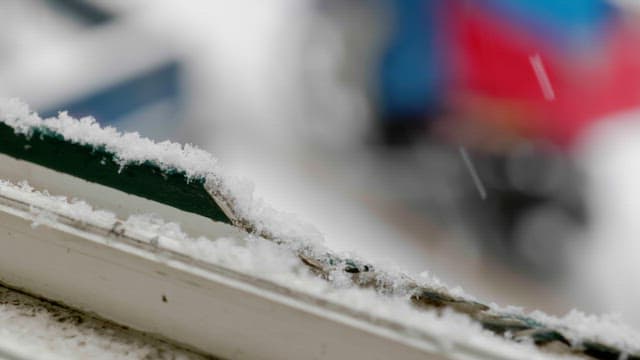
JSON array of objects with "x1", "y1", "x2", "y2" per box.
[{"x1": 0, "y1": 286, "x2": 206, "y2": 360}]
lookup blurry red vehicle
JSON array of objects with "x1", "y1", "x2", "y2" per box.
[{"x1": 447, "y1": 0, "x2": 640, "y2": 150}]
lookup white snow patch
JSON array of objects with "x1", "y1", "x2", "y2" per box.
[
  {"x1": 494, "y1": 303, "x2": 640, "y2": 353},
  {"x1": 0, "y1": 289, "x2": 200, "y2": 360},
  {"x1": 29, "y1": 205, "x2": 58, "y2": 228},
  {"x1": 533, "y1": 309, "x2": 640, "y2": 351},
  {"x1": 0, "y1": 98, "x2": 219, "y2": 179}
]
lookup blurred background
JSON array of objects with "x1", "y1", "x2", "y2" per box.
[{"x1": 3, "y1": 0, "x2": 640, "y2": 326}]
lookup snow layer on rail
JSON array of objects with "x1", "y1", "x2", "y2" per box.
[
  {"x1": 0, "y1": 98, "x2": 325, "y2": 249},
  {"x1": 0, "y1": 98, "x2": 218, "y2": 179},
  {"x1": 532, "y1": 309, "x2": 640, "y2": 352},
  {"x1": 0, "y1": 179, "x2": 569, "y2": 360}
]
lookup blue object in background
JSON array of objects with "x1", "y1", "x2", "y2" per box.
[
  {"x1": 43, "y1": 62, "x2": 183, "y2": 140},
  {"x1": 477, "y1": 0, "x2": 617, "y2": 52},
  {"x1": 44, "y1": 0, "x2": 114, "y2": 26},
  {"x1": 377, "y1": 0, "x2": 447, "y2": 121}
]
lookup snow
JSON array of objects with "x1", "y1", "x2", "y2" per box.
[
  {"x1": 3, "y1": 99, "x2": 640, "y2": 358},
  {"x1": 0, "y1": 178, "x2": 571, "y2": 360},
  {"x1": 0, "y1": 178, "x2": 625, "y2": 359},
  {"x1": 0, "y1": 98, "x2": 220, "y2": 179},
  {"x1": 531, "y1": 310, "x2": 640, "y2": 352},
  {"x1": 0, "y1": 99, "x2": 419, "y2": 286},
  {"x1": 0, "y1": 98, "x2": 326, "y2": 250},
  {"x1": 0, "y1": 286, "x2": 206, "y2": 360}
]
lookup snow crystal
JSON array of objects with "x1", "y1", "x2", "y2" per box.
[
  {"x1": 0, "y1": 98, "x2": 220, "y2": 179},
  {"x1": 123, "y1": 213, "x2": 303, "y2": 279},
  {"x1": 492, "y1": 301, "x2": 640, "y2": 355},
  {"x1": 29, "y1": 206, "x2": 58, "y2": 228},
  {"x1": 9, "y1": 180, "x2": 118, "y2": 228},
  {"x1": 531, "y1": 309, "x2": 640, "y2": 351}
]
